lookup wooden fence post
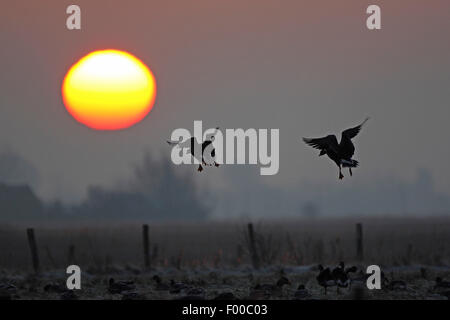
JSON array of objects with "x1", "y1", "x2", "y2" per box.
[
  {"x1": 27, "y1": 228, "x2": 40, "y2": 274},
  {"x1": 247, "y1": 223, "x2": 260, "y2": 269},
  {"x1": 356, "y1": 223, "x2": 364, "y2": 261},
  {"x1": 142, "y1": 224, "x2": 150, "y2": 269}
]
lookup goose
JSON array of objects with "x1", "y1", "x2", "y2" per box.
[
  {"x1": 152, "y1": 275, "x2": 170, "y2": 291},
  {"x1": 43, "y1": 282, "x2": 67, "y2": 294},
  {"x1": 167, "y1": 127, "x2": 220, "y2": 172},
  {"x1": 303, "y1": 118, "x2": 369, "y2": 179},
  {"x1": 349, "y1": 269, "x2": 369, "y2": 288},
  {"x1": 331, "y1": 262, "x2": 358, "y2": 293},
  {"x1": 43, "y1": 282, "x2": 78, "y2": 300},
  {"x1": 175, "y1": 294, "x2": 206, "y2": 300},
  {"x1": 253, "y1": 276, "x2": 291, "y2": 293},
  {"x1": 316, "y1": 264, "x2": 336, "y2": 294},
  {"x1": 438, "y1": 291, "x2": 450, "y2": 299},
  {"x1": 331, "y1": 262, "x2": 345, "y2": 279},
  {"x1": 0, "y1": 283, "x2": 17, "y2": 300},
  {"x1": 434, "y1": 277, "x2": 450, "y2": 290},
  {"x1": 60, "y1": 290, "x2": 78, "y2": 300},
  {"x1": 293, "y1": 284, "x2": 311, "y2": 300},
  {"x1": 121, "y1": 291, "x2": 147, "y2": 300},
  {"x1": 108, "y1": 278, "x2": 135, "y2": 294},
  {"x1": 0, "y1": 283, "x2": 17, "y2": 293},
  {"x1": 186, "y1": 287, "x2": 205, "y2": 296},
  {"x1": 250, "y1": 276, "x2": 291, "y2": 298},
  {"x1": 169, "y1": 279, "x2": 190, "y2": 294},
  {"x1": 246, "y1": 289, "x2": 271, "y2": 300},
  {"x1": 386, "y1": 278, "x2": 407, "y2": 291}
]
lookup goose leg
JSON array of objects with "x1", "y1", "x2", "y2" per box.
[
  {"x1": 339, "y1": 165, "x2": 344, "y2": 180},
  {"x1": 198, "y1": 164, "x2": 203, "y2": 172},
  {"x1": 349, "y1": 168, "x2": 353, "y2": 176}
]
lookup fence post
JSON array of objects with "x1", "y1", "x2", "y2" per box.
[
  {"x1": 142, "y1": 224, "x2": 150, "y2": 269},
  {"x1": 356, "y1": 223, "x2": 364, "y2": 261},
  {"x1": 247, "y1": 223, "x2": 260, "y2": 269},
  {"x1": 27, "y1": 228, "x2": 40, "y2": 274}
]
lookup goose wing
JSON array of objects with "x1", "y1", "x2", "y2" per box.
[
  {"x1": 341, "y1": 117, "x2": 369, "y2": 140},
  {"x1": 167, "y1": 140, "x2": 179, "y2": 146},
  {"x1": 303, "y1": 135, "x2": 339, "y2": 154}
]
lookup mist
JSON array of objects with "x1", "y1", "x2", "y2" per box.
[{"x1": 0, "y1": 148, "x2": 448, "y2": 223}]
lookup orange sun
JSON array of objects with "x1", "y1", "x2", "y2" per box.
[{"x1": 62, "y1": 49, "x2": 156, "y2": 130}]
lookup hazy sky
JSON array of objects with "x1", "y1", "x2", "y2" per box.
[{"x1": 1, "y1": 1, "x2": 450, "y2": 213}]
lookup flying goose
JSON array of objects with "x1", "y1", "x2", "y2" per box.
[
  {"x1": 167, "y1": 127, "x2": 220, "y2": 172},
  {"x1": 303, "y1": 118, "x2": 369, "y2": 179}
]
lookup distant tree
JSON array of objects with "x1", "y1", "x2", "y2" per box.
[
  {"x1": 75, "y1": 186, "x2": 155, "y2": 220},
  {"x1": 68, "y1": 153, "x2": 209, "y2": 221},
  {"x1": 128, "y1": 153, "x2": 209, "y2": 220},
  {"x1": 0, "y1": 149, "x2": 40, "y2": 188},
  {"x1": 0, "y1": 183, "x2": 44, "y2": 221}
]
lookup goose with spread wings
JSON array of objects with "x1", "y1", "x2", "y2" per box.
[
  {"x1": 303, "y1": 118, "x2": 369, "y2": 179},
  {"x1": 167, "y1": 127, "x2": 220, "y2": 172}
]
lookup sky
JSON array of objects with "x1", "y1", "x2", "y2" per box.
[{"x1": 1, "y1": 1, "x2": 450, "y2": 217}]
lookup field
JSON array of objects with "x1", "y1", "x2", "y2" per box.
[{"x1": 1, "y1": 216, "x2": 450, "y2": 300}]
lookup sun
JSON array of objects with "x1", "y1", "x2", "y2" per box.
[{"x1": 62, "y1": 49, "x2": 156, "y2": 130}]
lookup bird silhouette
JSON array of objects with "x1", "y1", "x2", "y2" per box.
[
  {"x1": 434, "y1": 277, "x2": 450, "y2": 290},
  {"x1": 250, "y1": 276, "x2": 291, "y2": 298},
  {"x1": 108, "y1": 278, "x2": 135, "y2": 294},
  {"x1": 316, "y1": 264, "x2": 336, "y2": 294},
  {"x1": 303, "y1": 118, "x2": 369, "y2": 179},
  {"x1": 152, "y1": 275, "x2": 170, "y2": 291},
  {"x1": 169, "y1": 279, "x2": 190, "y2": 294},
  {"x1": 293, "y1": 284, "x2": 311, "y2": 300},
  {"x1": 167, "y1": 127, "x2": 220, "y2": 172},
  {"x1": 331, "y1": 262, "x2": 357, "y2": 293}
]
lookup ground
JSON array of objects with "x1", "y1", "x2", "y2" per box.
[
  {"x1": 1, "y1": 217, "x2": 449, "y2": 300},
  {"x1": 1, "y1": 264, "x2": 449, "y2": 300}
]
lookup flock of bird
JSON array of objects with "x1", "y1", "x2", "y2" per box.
[
  {"x1": 1, "y1": 265, "x2": 449, "y2": 300},
  {"x1": 166, "y1": 118, "x2": 369, "y2": 179},
  {"x1": 315, "y1": 262, "x2": 358, "y2": 294}
]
